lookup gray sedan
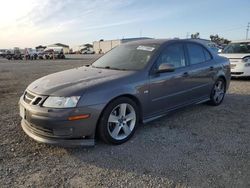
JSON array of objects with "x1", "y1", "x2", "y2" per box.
[{"x1": 19, "y1": 39, "x2": 230, "y2": 146}]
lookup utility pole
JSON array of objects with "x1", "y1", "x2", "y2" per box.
[
  {"x1": 139, "y1": 29, "x2": 142, "y2": 37},
  {"x1": 246, "y1": 22, "x2": 250, "y2": 40}
]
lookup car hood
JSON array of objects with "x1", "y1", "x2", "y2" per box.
[
  {"x1": 219, "y1": 53, "x2": 250, "y2": 59},
  {"x1": 27, "y1": 66, "x2": 134, "y2": 96}
]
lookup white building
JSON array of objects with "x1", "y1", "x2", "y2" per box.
[
  {"x1": 93, "y1": 37, "x2": 152, "y2": 54},
  {"x1": 47, "y1": 43, "x2": 70, "y2": 54},
  {"x1": 72, "y1": 44, "x2": 93, "y2": 53}
]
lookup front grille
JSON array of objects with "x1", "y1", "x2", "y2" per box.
[
  {"x1": 23, "y1": 91, "x2": 46, "y2": 105},
  {"x1": 229, "y1": 58, "x2": 241, "y2": 63},
  {"x1": 24, "y1": 91, "x2": 35, "y2": 104},
  {"x1": 230, "y1": 64, "x2": 236, "y2": 68},
  {"x1": 231, "y1": 72, "x2": 244, "y2": 75}
]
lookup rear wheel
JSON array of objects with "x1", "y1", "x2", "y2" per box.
[
  {"x1": 209, "y1": 78, "x2": 226, "y2": 106},
  {"x1": 98, "y1": 97, "x2": 139, "y2": 144}
]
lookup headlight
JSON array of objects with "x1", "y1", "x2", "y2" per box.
[
  {"x1": 243, "y1": 56, "x2": 250, "y2": 67},
  {"x1": 243, "y1": 56, "x2": 250, "y2": 62},
  {"x1": 43, "y1": 96, "x2": 80, "y2": 108}
]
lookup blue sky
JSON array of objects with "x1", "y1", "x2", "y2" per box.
[{"x1": 0, "y1": 0, "x2": 249, "y2": 48}]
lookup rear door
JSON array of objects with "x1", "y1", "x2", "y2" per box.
[{"x1": 184, "y1": 42, "x2": 217, "y2": 100}]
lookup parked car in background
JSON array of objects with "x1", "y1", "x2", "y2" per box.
[
  {"x1": 0, "y1": 49, "x2": 8, "y2": 58},
  {"x1": 219, "y1": 40, "x2": 250, "y2": 77},
  {"x1": 19, "y1": 39, "x2": 230, "y2": 146},
  {"x1": 81, "y1": 48, "x2": 95, "y2": 54},
  {"x1": 24, "y1": 48, "x2": 38, "y2": 60},
  {"x1": 6, "y1": 48, "x2": 23, "y2": 60},
  {"x1": 37, "y1": 52, "x2": 44, "y2": 59},
  {"x1": 43, "y1": 47, "x2": 65, "y2": 59},
  {"x1": 43, "y1": 49, "x2": 53, "y2": 59}
]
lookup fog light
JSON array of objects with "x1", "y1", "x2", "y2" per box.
[{"x1": 68, "y1": 114, "x2": 90, "y2": 121}]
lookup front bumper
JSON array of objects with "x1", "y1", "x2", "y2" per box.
[
  {"x1": 19, "y1": 95, "x2": 105, "y2": 146},
  {"x1": 21, "y1": 119, "x2": 95, "y2": 147},
  {"x1": 230, "y1": 61, "x2": 250, "y2": 77}
]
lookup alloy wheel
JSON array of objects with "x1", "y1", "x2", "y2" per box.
[
  {"x1": 107, "y1": 103, "x2": 136, "y2": 140},
  {"x1": 213, "y1": 80, "x2": 225, "y2": 104}
]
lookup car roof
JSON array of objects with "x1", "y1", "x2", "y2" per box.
[
  {"x1": 124, "y1": 38, "x2": 209, "y2": 46},
  {"x1": 124, "y1": 39, "x2": 171, "y2": 46}
]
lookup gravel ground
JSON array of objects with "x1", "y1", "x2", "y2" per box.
[{"x1": 0, "y1": 56, "x2": 249, "y2": 188}]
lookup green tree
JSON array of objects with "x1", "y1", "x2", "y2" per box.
[
  {"x1": 191, "y1": 32, "x2": 200, "y2": 39},
  {"x1": 210, "y1": 34, "x2": 230, "y2": 46}
]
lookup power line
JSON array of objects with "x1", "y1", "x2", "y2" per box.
[{"x1": 203, "y1": 26, "x2": 245, "y2": 36}]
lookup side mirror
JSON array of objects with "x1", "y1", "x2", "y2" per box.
[{"x1": 156, "y1": 63, "x2": 175, "y2": 73}]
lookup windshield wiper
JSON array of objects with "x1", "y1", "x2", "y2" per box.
[
  {"x1": 91, "y1": 65, "x2": 102, "y2": 69},
  {"x1": 92, "y1": 65, "x2": 112, "y2": 69},
  {"x1": 92, "y1": 65, "x2": 127, "y2": 71},
  {"x1": 105, "y1": 66, "x2": 128, "y2": 71}
]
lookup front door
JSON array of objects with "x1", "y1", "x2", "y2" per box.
[{"x1": 148, "y1": 43, "x2": 192, "y2": 116}]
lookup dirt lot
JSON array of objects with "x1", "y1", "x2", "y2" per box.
[{"x1": 0, "y1": 56, "x2": 249, "y2": 188}]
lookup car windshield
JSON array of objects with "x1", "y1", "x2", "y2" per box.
[
  {"x1": 223, "y1": 42, "x2": 250, "y2": 53},
  {"x1": 92, "y1": 44, "x2": 158, "y2": 70}
]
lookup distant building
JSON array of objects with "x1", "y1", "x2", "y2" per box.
[
  {"x1": 93, "y1": 37, "x2": 152, "y2": 54},
  {"x1": 35, "y1": 45, "x2": 46, "y2": 52},
  {"x1": 72, "y1": 44, "x2": 93, "y2": 53},
  {"x1": 47, "y1": 43, "x2": 70, "y2": 54}
]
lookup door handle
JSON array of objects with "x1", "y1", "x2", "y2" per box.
[{"x1": 182, "y1": 72, "x2": 189, "y2": 77}]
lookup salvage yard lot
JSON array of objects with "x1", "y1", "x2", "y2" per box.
[{"x1": 0, "y1": 56, "x2": 249, "y2": 187}]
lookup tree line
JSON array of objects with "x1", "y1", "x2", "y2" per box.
[{"x1": 190, "y1": 32, "x2": 231, "y2": 46}]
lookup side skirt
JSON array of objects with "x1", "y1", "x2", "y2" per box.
[{"x1": 142, "y1": 97, "x2": 210, "y2": 124}]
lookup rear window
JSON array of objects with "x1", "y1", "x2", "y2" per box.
[{"x1": 203, "y1": 48, "x2": 212, "y2": 61}]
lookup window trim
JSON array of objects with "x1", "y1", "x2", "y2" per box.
[{"x1": 185, "y1": 42, "x2": 213, "y2": 66}]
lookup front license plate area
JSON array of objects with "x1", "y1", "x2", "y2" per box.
[
  {"x1": 20, "y1": 105, "x2": 26, "y2": 119},
  {"x1": 230, "y1": 64, "x2": 236, "y2": 69}
]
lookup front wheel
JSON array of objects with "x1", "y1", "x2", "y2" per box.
[
  {"x1": 208, "y1": 78, "x2": 226, "y2": 106},
  {"x1": 97, "y1": 97, "x2": 139, "y2": 144}
]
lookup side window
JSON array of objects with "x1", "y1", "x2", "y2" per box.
[
  {"x1": 157, "y1": 43, "x2": 186, "y2": 69},
  {"x1": 187, "y1": 43, "x2": 207, "y2": 65},
  {"x1": 203, "y1": 48, "x2": 212, "y2": 61}
]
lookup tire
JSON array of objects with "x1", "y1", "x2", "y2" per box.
[
  {"x1": 97, "y1": 97, "x2": 139, "y2": 145},
  {"x1": 208, "y1": 78, "x2": 226, "y2": 106}
]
